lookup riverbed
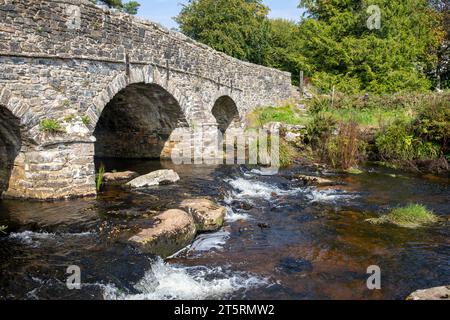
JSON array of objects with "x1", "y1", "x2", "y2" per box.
[{"x1": 0, "y1": 160, "x2": 449, "y2": 300}]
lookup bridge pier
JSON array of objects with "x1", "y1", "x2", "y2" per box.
[{"x1": 3, "y1": 142, "x2": 96, "y2": 200}]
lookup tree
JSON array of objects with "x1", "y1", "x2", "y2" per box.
[
  {"x1": 175, "y1": 0, "x2": 271, "y2": 65},
  {"x1": 430, "y1": 0, "x2": 449, "y2": 89},
  {"x1": 90, "y1": 0, "x2": 140, "y2": 15},
  {"x1": 265, "y1": 19, "x2": 310, "y2": 85},
  {"x1": 296, "y1": 0, "x2": 443, "y2": 93}
]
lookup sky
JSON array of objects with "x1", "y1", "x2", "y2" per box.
[{"x1": 136, "y1": 0, "x2": 304, "y2": 30}]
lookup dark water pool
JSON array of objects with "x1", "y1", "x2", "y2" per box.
[{"x1": 0, "y1": 160, "x2": 449, "y2": 300}]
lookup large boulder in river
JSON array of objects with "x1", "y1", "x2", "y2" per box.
[
  {"x1": 126, "y1": 170, "x2": 180, "y2": 188},
  {"x1": 128, "y1": 209, "x2": 196, "y2": 258},
  {"x1": 180, "y1": 199, "x2": 226, "y2": 232},
  {"x1": 407, "y1": 286, "x2": 450, "y2": 300},
  {"x1": 103, "y1": 171, "x2": 139, "y2": 185}
]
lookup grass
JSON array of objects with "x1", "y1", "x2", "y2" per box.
[
  {"x1": 81, "y1": 115, "x2": 91, "y2": 126},
  {"x1": 40, "y1": 119, "x2": 65, "y2": 134},
  {"x1": 366, "y1": 204, "x2": 438, "y2": 228},
  {"x1": 246, "y1": 104, "x2": 411, "y2": 130},
  {"x1": 247, "y1": 104, "x2": 310, "y2": 128},
  {"x1": 96, "y1": 164, "x2": 106, "y2": 192},
  {"x1": 320, "y1": 107, "x2": 412, "y2": 128}
]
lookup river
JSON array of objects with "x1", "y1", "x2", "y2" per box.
[{"x1": 0, "y1": 159, "x2": 449, "y2": 300}]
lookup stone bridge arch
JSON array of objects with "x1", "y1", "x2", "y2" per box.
[
  {"x1": 211, "y1": 95, "x2": 240, "y2": 134},
  {"x1": 0, "y1": 104, "x2": 22, "y2": 197},
  {"x1": 93, "y1": 81, "x2": 189, "y2": 160}
]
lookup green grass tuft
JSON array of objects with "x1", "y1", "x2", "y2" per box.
[
  {"x1": 40, "y1": 119, "x2": 65, "y2": 134},
  {"x1": 96, "y1": 164, "x2": 106, "y2": 192},
  {"x1": 247, "y1": 105, "x2": 309, "y2": 128},
  {"x1": 367, "y1": 204, "x2": 438, "y2": 228}
]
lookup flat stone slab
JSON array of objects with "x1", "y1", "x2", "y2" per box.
[
  {"x1": 407, "y1": 286, "x2": 450, "y2": 300},
  {"x1": 126, "y1": 169, "x2": 180, "y2": 188},
  {"x1": 103, "y1": 171, "x2": 139, "y2": 185},
  {"x1": 129, "y1": 209, "x2": 196, "y2": 258},
  {"x1": 180, "y1": 198, "x2": 226, "y2": 232}
]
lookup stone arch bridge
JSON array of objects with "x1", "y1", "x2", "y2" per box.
[{"x1": 0, "y1": 0, "x2": 293, "y2": 200}]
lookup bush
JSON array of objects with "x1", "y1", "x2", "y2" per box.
[
  {"x1": 305, "y1": 113, "x2": 337, "y2": 148},
  {"x1": 40, "y1": 119, "x2": 64, "y2": 134},
  {"x1": 325, "y1": 121, "x2": 366, "y2": 170},
  {"x1": 366, "y1": 204, "x2": 437, "y2": 228},
  {"x1": 413, "y1": 96, "x2": 450, "y2": 154},
  {"x1": 376, "y1": 120, "x2": 440, "y2": 163}
]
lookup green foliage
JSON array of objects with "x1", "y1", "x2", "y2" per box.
[
  {"x1": 325, "y1": 121, "x2": 366, "y2": 170},
  {"x1": 297, "y1": 0, "x2": 441, "y2": 93},
  {"x1": 81, "y1": 116, "x2": 91, "y2": 126},
  {"x1": 376, "y1": 120, "x2": 440, "y2": 162},
  {"x1": 413, "y1": 95, "x2": 450, "y2": 154},
  {"x1": 96, "y1": 164, "x2": 106, "y2": 192},
  {"x1": 247, "y1": 105, "x2": 307, "y2": 128},
  {"x1": 305, "y1": 113, "x2": 337, "y2": 148},
  {"x1": 64, "y1": 114, "x2": 75, "y2": 123},
  {"x1": 40, "y1": 119, "x2": 65, "y2": 134},
  {"x1": 367, "y1": 204, "x2": 438, "y2": 228},
  {"x1": 279, "y1": 139, "x2": 297, "y2": 168},
  {"x1": 90, "y1": 0, "x2": 140, "y2": 15},
  {"x1": 0, "y1": 225, "x2": 7, "y2": 234},
  {"x1": 265, "y1": 19, "x2": 310, "y2": 85},
  {"x1": 175, "y1": 0, "x2": 271, "y2": 64}
]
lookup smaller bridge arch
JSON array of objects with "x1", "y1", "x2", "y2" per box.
[{"x1": 211, "y1": 95, "x2": 240, "y2": 134}]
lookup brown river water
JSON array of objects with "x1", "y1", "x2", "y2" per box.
[{"x1": 0, "y1": 159, "x2": 449, "y2": 300}]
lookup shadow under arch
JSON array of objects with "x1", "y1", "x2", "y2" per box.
[
  {"x1": 93, "y1": 83, "x2": 188, "y2": 161},
  {"x1": 0, "y1": 105, "x2": 21, "y2": 197},
  {"x1": 212, "y1": 96, "x2": 240, "y2": 134}
]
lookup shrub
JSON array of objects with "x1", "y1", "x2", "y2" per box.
[
  {"x1": 279, "y1": 139, "x2": 297, "y2": 168},
  {"x1": 40, "y1": 119, "x2": 65, "y2": 134},
  {"x1": 325, "y1": 121, "x2": 366, "y2": 170},
  {"x1": 376, "y1": 120, "x2": 440, "y2": 162},
  {"x1": 305, "y1": 113, "x2": 337, "y2": 148},
  {"x1": 309, "y1": 96, "x2": 331, "y2": 115},
  {"x1": 413, "y1": 96, "x2": 450, "y2": 154},
  {"x1": 366, "y1": 204, "x2": 438, "y2": 228}
]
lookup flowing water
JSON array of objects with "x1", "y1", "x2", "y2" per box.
[{"x1": 0, "y1": 159, "x2": 449, "y2": 300}]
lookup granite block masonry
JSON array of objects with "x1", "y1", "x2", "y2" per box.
[{"x1": 0, "y1": 0, "x2": 293, "y2": 200}]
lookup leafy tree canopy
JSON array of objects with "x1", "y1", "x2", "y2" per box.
[
  {"x1": 175, "y1": 0, "x2": 271, "y2": 65},
  {"x1": 90, "y1": 0, "x2": 140, "y2": 15},
  {"x1": 297, "y1": 0, "x2": 443, "y2": 93}
]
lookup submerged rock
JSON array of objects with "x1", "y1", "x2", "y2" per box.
[
  {"x1": 407, "y1": 286, "x2": 450, "y2": 300},
  {"x1": 180, "y1": 199, "x2": 226, "y2": 232},
  {"x1": 126, "y1": 170, "x2": 180, "y2": 188},
  {"x1": 128, "y1": 209, "x2": 196, "y2": 258},
  {"x1": 297, "y1": 174, "x2": 334, "y2": 186},
  {"x1": 103, "y1": 171, "x2": 139, "y2": 185}
]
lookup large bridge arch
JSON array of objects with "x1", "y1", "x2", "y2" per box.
[
  {"x1": 0, "y1": 105, "x2": 22, "y2": 197},
  {"x1": 93, "y1": 81, "x2": 189, "y2": 160}
]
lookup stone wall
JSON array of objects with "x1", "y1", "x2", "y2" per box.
[{"x1": 0, "y1": 0, "x2": 293, "y2": 199}]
